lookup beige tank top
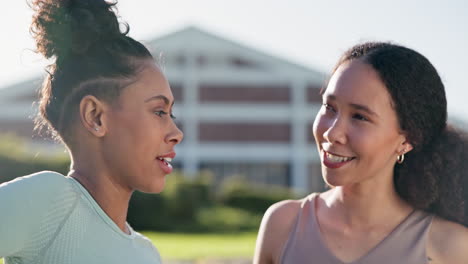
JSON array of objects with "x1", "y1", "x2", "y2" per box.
[{"x1": 280, "y1": 193, "x2": 434, "y2": 264}]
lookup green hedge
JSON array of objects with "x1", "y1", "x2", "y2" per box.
[
  {"x1": 218, "y1": 177, "x2": 297, "y2": 213},
  {"x1": 196, "y1": 206, "x2": 262, "y2": 232},
  {"x1": 127, "y1": 174, "x2": 296, "y2": 232},
  {"x1": 0, "y1": 134, "x2": 69, "y2": 182},
  {"x1": 127, "y1": 173, "x2": 215, "y2": 232}
]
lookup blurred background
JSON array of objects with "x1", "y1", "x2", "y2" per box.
[{"x1": 0, "y1": 0, "x2": 467, "y2": 263}]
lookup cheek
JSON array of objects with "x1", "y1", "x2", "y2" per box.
[
  {"x1": 126, "y1": 112, "x2": 162, "y2": 137},
  {"x1": 133, "y1": 121, "x2": 166, "y2": 155},
  {"x1": 313, "y1": 113, "x2": 329, "y2": 141},
  {"x1": 374, "y1": 134, "x2": 400, "y2": 158},
  {"x1": 350, "y1": 128, "x2": 397, "y2": 162},
  {"x1": 350, "y1": 132, "x2": 373, "y2": 155},
  {"x1": 108, "y1": 114, "x2": 158, "y2": 154}
]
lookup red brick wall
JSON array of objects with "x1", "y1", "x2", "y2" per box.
[
  {"x1": 199, "y1": 122, "x2": 291, "y2": 142},
  {"x1": 169, "y1": 83, "x2": 183, "y2": 102},
  {"x1": 307, "y1": 84, "x2": 323, "y2": 103},
  {"x1": 199, "y1": 84, "x2": 290, "y2": 103}
]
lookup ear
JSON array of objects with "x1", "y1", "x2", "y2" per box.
[
  {"x1": 397, "y1": 134, "x2": 413, "y2": 155},
  {"x1": 79, "y1": 95, "x2": 108, "y2": 137}
]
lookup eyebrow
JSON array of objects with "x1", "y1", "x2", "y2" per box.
[
  {"x1": 144, "y1": 95, "x2": 174, "y2": 106},
  {"x1": 326, "y1": 95, "x2": 379, "y2": 118}
]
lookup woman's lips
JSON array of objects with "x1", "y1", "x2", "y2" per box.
[
  {"x1": 156, "y1": 152, "x2": 175, "y2": 175},
  {"x1": 157, "y1": 157, "x2": 173, "y2": 174},
  {"x1": 322, "y1": 150, "x2": 355, "y2": 169}
]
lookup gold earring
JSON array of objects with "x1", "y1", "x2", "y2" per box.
[{"x1": 397, "y1": 153, "x2": 405, "y2": 164}]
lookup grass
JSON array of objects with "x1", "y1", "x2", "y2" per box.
[
  {"x1": 0, "y1": 231, "x2": 257, "y2": 262},
  {"x1": 145, "y1": 231, "x2": 257, "y2": 260}
]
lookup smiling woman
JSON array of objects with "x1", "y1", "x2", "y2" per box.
[
  {"x1": 254, "y1": 42, "x2": 468, "y2": 264},
  {"x1": 0, "y1": 0, "x2": 182, "y2": 263}
]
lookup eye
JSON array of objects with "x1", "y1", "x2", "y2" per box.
[
  {"x1": 323, "y1": 103, "x2": 336, "y2": 113},
  {"x1": 154, "y1": 110, "x2": 177, "y2": 120},
  {"x1": 353, "y1": 113, "x2": 369, "y2": 121},
  {"x1": 170, "y1": 113, "x2": 176, "y2": 120},
  {"x1": 154, "y1": 110, "x2": 168, "y2": 117}
]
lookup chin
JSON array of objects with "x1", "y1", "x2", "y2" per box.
[
  {"x1": 323, "y1": 177, "x2": 341, "y2": 188},
  {"x1": 138, "y1": 177, "x2": 166, "y2": 194},
  {"x1": 322, "y1": 171, "x2": 348, "y2": 188}
]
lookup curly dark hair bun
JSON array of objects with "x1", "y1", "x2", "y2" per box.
[
  {"x1": 30, "y1": 0, "x2": 127, "y2": 60},
  {"x1": 30, "y1": 0, "x2": 153, "y2": 143}
]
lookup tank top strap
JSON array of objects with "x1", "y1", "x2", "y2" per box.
[{"x1": 279, "y1": 193, "x2": 337, "y2": 263}]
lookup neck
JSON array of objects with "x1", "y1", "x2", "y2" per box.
[
  {"x1": 321, "y1": 178, "x2": 413, "y2": 229},
  {"x1": 68, "y1": 161, "x2": 133, "y2": 234}
]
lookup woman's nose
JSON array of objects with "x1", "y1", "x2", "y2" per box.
[
  {"x1": 323, "y1": 117, "x2": 347, "y2": 145},
  {"x1": 167, "y1": 124, "x2": 183, "y2": 145}
]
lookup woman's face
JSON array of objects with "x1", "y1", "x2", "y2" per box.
[
  {"x1": 313, "y1": 60, "x2": 408, "y2": 188},
  {"x1": 101, "y1": 61, "x2": 183, "y2": 193}
]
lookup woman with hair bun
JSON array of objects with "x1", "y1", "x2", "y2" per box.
[
  {"x1": 254, "y1": 42, "x2": 468, "y2": 264},
  {"x1": 0, "y1": 0, "x2": 182, "y2": 263}
]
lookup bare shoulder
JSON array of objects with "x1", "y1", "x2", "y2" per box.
[
  {"x1": 253, "y1": 197, "x2": 307, "y2": 264},
  {"x1": 428, "y1": 216, "x2": 468, "y2": 264},
  {"x1": 264, "y1": 198, "x2": 303, "y2": 226}
]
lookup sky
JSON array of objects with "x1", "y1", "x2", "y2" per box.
[{"x1": 1, "y1": 0, "x2": 467, "y2": 122}]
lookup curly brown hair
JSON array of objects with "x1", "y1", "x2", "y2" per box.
[
  {"x1": 29, "y1": 0, "x2": 153, "y2": 143},
  {"x1": 330, "y1": 42, "x2": 468, "y2": 226}
]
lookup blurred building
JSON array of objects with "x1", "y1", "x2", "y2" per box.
[{"x1": 0, "y1": 26, "x2": 326, "y2": 193}]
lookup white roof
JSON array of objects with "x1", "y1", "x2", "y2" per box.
[{"x1": 146, "y1": 26, "x2": 325, "y2": 82}]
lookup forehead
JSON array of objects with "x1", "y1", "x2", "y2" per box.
[
  {"x1": 325, "y1": 60, "x2": 394, "y2": 110},
  {"x1": 119, "y1": 62, "x2": 173, "y2": 103}
]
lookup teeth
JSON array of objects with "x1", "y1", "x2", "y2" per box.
[
  {"x1": 326, "y1": 152, "x2": 353, "y2": 163},
  {"x1": 157, "y1": 157, "x2": 173, "y2": 166}
]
